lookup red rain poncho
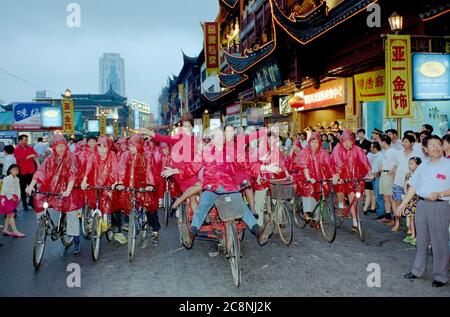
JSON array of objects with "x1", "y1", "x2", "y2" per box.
[
  {"x1": 84, "y1": 136, "x2": 120, "y2": 213},
  {"x1": 116, "y1": 137, "x2": 129, "y2": 163},
  {"x1": 330, "y1": 130, "x2": 371, "y2": 194},
  {"x1": 158, "y1": 142, "x2": 181, "y2": 198},
  {"x1": 117, "y1": 134, "x2": 158, "y2": 213},
  {"x1": 293, "y1": 132, "x2": 332, "y2": 200},
  {"x1": 32, "y1": 135, "x2": 83, "y2": 212}
]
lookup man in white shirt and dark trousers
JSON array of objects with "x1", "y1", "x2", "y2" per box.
[
  {"x1": 399, "y1": 135, "x2": 450, "y2": 288},
  {"x1": 379, "y1": 134, "x2": 397, "y2": 225},
  {"x1": 386, "y1": 129, "x2": 403, "y2": 151}
]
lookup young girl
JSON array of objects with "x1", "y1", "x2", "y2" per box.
[
  {"x1": 402, "y1": 157, "x2": 422, "y2": 245},
  {"x1": 1, "y1": 164, "x2": 26, "y2": 238}
]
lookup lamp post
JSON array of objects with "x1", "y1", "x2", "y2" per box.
[{"x1": 388, "y1": 12, "x2": 403, "y2": 34}]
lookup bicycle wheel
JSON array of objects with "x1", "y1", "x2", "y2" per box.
[
  {"x1": 291, "y1": 194, "x2": 307, "y2": 229},
  {"x1": 226, "y1": 221, "x2": 241, "y2": 287},
  {"x1": 178, "y1": 204, "x2": 192, "y2": 250},
  {"x1": 91, "y1": 214, "x2": 101, "y2": 261},
  {"x1": 356, "y1": 201, "x2": 365, "y2": 242},
  {"x1": 81, "y1": 205, "x2": 92, "y2": 239},
  {"x1": 33, "y1": 216, "x2": 48, "y2": 270},
  {"x1": 128, "y1": 209, "x2": 136, "y2": 262},
  {"x1": 60, "y1": 213, "x2": 73, "y2": 248},
  {"x1": 164, "y1": 191, "x2": 171, "y2": 227},
  {"x1": 263, "y1": 192, "x2": 273, "y2": 227},
  {"x1": 276, "y1": 201, "x2": 293, "y2": 246},
  {"x1": 318, "y1": 201, "x2": 337, "y2": 243}
]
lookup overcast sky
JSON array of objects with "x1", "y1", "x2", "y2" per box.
[{"x1": 0, "y1": 0, "x2": 218, "y2": 117}]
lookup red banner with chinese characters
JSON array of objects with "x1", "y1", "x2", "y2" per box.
[
  {"x1": 62, "y1": 98, "x2": 74, "y2": 135},
  {"x1": 385, "y1": 35, "x2": 413, "y2": 118},
  {"x1": 204, "y1": 22, "x2": 219, "y2": 76}
]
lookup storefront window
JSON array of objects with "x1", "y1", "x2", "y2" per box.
[
  {"x1": 402, "y1": 101, "x2": 450, "y2": 137},
  {"x1": 362, "y1": 101, "x2": 386, "y2": 135}
]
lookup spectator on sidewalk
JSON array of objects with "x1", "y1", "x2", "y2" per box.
[
  {"x1": 34, "y1": 137, "x2": 51, "y2": 165},
  {"x1": 370, "y1": 142, "x2": 385, "y2": 219},
  {"x1": 356, "y1": 128, "x2": 372, "y2": 154},
  {"x1": 2, "y1": 145, "x2": 16, "y2": 177},
  {"x1": 1, "y1": 164, "x2": 25, "y2": 238},
  {"x1": 400, "y1": 135, "x2": 450, "y2": 288},
  {"x1": 379, "y1": 134, "x2": 397, "y2": 225},
  {"x1": 386, "y1": 129, "x2": 402, "y2": 151},
  {"x1": 14, "y1": 135, "x2": 38, "y2": 211}
]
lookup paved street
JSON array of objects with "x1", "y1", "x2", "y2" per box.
[{"x1": 0, "y1": 207, "x2": 448, "y2": 297}]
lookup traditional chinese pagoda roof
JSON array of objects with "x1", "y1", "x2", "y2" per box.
[
  {"x1": 419, "y1": 2, "x2": 450, "y2": 21},
  {"x1": 219, "y1": 73, "x2": 249, "y2": 89},
  {"x1": 270, "y1": 0, "x2": 377, "y2": 45},
  {"x1": 219, "y1": 0, "x2": 239, "y2": 10},
  {"x1": 202, "y1": 89, "x2": 235, "y2": 102},
  {"x1": 221, "y1": 41, "x2": 276, "y2": 74},
  {"x1": 65, "y1": 86, "x2": 127, "y2": 105},
  {"x1": 182, "y1": 51, "x2": 198, "y2": 65}
]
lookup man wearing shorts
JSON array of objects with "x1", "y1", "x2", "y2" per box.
[{"x1": 379, "y1": 134, "x2": 397, "y2": 225}]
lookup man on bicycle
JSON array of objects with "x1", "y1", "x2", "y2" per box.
[
  {"x1": 26, "y1": 134, "x2": 84, "y2": 254},
  {"x1": 81, "y1": 136, "x2": 124, "y2": 244},
  {"x1": 162, "y1": 127, "x2": 280, "y2": 246},
  {"x1": 330, "y1": 130, "x2": 372, "y2": 232},
  {"x1": 292, "y1": 132, "x2": 332, "y2": 221},
  {"x1": 115, "y1": 134, "x2": 160, "y2": 246}
]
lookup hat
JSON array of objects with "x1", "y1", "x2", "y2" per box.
[{"x1": 372, "y1": 128, "x2": 383, "y2": 135}]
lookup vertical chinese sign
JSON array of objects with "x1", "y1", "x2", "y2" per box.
[
  {"x1": 204, "y1": 22, "x2": 219, "y2": 77},
  {"x1": 113, "y1": 121, "x2": 119, "y2": 139},
  {"x1": 202, "y1": 112, "x2": 210, "y2": 131},
  {"x1": 62, "y1": 98, "x2": 74, "y2": 135},
  {"x1": 99, "y1": 115, "x2": 107, "y2": 136},
  {"x1": 385, "y1": 35, "x2": 413, "y2": 118}
]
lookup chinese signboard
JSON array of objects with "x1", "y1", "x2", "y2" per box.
[
  {"x1": 61, "y1": 99, "x2": 74, "y2": 134},
  {"x1": 296, "y1": 79, "x2": 347, "y2": 111},
  {"x1": 114, "y1": 121, "x2": 119, "y2": 139},
  {"x1": 354, "y1": 69, "x2": 385, "y2": 102},
  {"x1": 41, "y1": 107, "x2": 62, "y2": 128},
  {"x1": 204, "y1": 22, "x2": 219, "y2": 76},
  {"x1": 99, "y1": 114, "x2": 107, "y2": 136},
  {"x1": 12, "y1": 102, "x2": 44, "y2": 130},
  {"x1": 253, "y1": 59, "x2": 283, "y2": 96},
  {"x1": 413, "y1": 53, "x2": 450, "y2": 100},
  {"x1": 385, "y1": 35, "x2": 413, "y2": 118},
  {"x1": 202, "y1": 112, "x2": 210, "y2": 130}
]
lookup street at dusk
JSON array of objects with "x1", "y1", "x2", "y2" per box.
[{"x1": 0, "y1": 0, "x2": 449, "y2": 304}]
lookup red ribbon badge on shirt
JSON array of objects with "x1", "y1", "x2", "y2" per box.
[{"x1": 436, "y1": 173, "x2": 446, "y2": 180}]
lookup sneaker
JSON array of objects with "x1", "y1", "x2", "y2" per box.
[
  {"x1": 151, "y1": 232, "x2": 159, "y2": 246},
  {"x1": 403, "y1": 235, "x2": 414, "y2": 243},
  {"x1": 114, "y1": 232, "x2": 127, "y2": 245},
  {"x1": 409, "y1": 239, "x2": 416, "y2": 246},
  {"x1": 72, "y1": 243, "x2": 81, "y2": 255}
]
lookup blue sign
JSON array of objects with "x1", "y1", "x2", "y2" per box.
[
  {"x1": 41, "y1": 107, "x2": 62, "y2": 128},
  {"x1": 413, "y1": 53, "x2": 450, "y2": 100},
  {"x1": 13, "y1": 102, "x2": 47, "y2": 129}
]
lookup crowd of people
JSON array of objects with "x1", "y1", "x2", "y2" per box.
[{"x1": 0, "y1": 115, "x2": 449, "y2": 287}]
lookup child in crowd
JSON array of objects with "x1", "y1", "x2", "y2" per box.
[
  {"x1": 402, "y1": 157, "x2": 422, "y2": 245},
  {"x1": 1, "y1": 164, "x2": 26, "y2": 238}
]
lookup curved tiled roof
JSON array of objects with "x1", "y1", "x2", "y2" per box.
[
  {"x1": 419, "y1": 3, "x2": 450, "y2": 21},
  {"x1": 220, "y1": 0, "x2": 239, "y2": 9},
  {"x1": 270, "y1": 0, "x2": 377, "y2": 45},
  {"x1": 222, "y1": 41, "x2": 276, "y2": 74},
  {"x1": 203, "y1": 89, "x2": 235, "y2": 102},
  {"x1": 219, "y1": 73, "x2": 249, "y2": 89}
]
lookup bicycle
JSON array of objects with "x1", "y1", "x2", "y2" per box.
[
  {"x1": 262, "y1": 176, "x2": 294, "y2": 246},
  {"x1": 332, "y1": 178, "x2": 367, "y2": 242},
  {"x1": 32, "y1": 190, "x2": 73, "y2": 270},
  {"x1": 80, "y1": 201, "x2": 92, "y2": 239},
  {"x1": 291, "y1": 179, "x2": 337, "y2": 243},
  {"x1": 117, "y1": 187, "x2": 154, "y2": 262},
  {"x1": 178, "y1": 188, "x2": 247, "y2": 287},
  {"x1": 163, "y1": 177, "x2": 173, "y2": 227},
  {"x1": 83, "y1": 186, "x2": 115, "y2": 262}
]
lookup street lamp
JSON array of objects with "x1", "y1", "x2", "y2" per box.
[
  {"x1": 64, "y1": 89, "x2": 72, "y2": 98},
  {"x1": 388, "y1": 12, "x2": 403, "y2": 34}
]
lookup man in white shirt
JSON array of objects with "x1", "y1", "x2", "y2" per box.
[
  {"x1": 33, "y1": 137, "x2": 50, "y2": 165},
  {"x1": 369, "y1": 142, "x2": 385, "y2": 219},
  {"x1": 391, "y1": 135, "x2": 417, "y2": 231},
  {"x1": 399, "y1": 135, "x2": 450, "y2": 288},
  {"x1": 386, "y1": 129, "x2": 403, "y2": 151},
  {"x1": 379, "y1": 134, "x2": 398, "y2": 224}
]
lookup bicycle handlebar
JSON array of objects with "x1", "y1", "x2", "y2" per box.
[
  {"x1": 115, "y1": 187, "x2": 156, "y2": 193},
  {"x1": 34, "y1": 190, "x2": 62, "y2": 197}
]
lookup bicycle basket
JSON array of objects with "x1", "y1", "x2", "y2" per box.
[
  {"x1": 270, "y1": 179, "x2": 294, "y2": 200},
  {"x1": 215, "y1": 194, "x2": 244, "y2": 221}
]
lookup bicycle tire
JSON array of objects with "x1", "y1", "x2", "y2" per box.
[
  {"x1": 356, "y1": 200, "x2": 365, "y2": 242},
  {"x1": 226, "y1": 221, "x2": 241, "y2": 287},
  {"x1": 81, "y1": 205, "x2": 91, "y2": 239},
  {"x1": 128, "y1": 209, "x2": 136, "y2": 262},
  {"x1": 263, "y1": 192, "x2": 273, "y2": 227},
  {"x1": 276, "y1": 201, "x2": 293, "y2": 246},
  {"x1": 33, "y1": 216, "x2": 48, "y2": 270},
  {"x1": 291, "y1": 194, "x2": 307, "y2": 229},
  {"x1": 91, "y1": 214, "x2": 101, "y2": 262},
  {"x1": 319, "y1": 201, "x2": 337, "y2": 243},
  {"x1": 179, "y1": 204, "x2": 192, "y2": 250},
  {"x1": 60, "y1": 213, "x2": 74, "y2": 248},
  {"x1": 164, "y1": 191, "x2": 171, "y2": 227}
]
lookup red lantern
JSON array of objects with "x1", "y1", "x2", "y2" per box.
[{"x1": 288, "y1": 95, "x2": 305, "y2": 109}]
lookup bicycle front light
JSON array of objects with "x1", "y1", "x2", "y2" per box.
[
  {"x1": 43, "y1": 202, "x2": 49, "y2": 209},
  {"x1": 356, "y1": 192, "x2": 362, "y2": 199}
]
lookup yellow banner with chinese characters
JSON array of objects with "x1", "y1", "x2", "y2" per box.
[
  {"x1": 62, "y1": 98, "x2": 74, "y2": 135},
  {"x1": 99, "y1": 115, "x2": 107, "y2": 136},
  {"x1": 202, "y1": 113, "x2": 210, "y2": 131},
  {"x1": 113, "y1": 121, "x2": 119, "y2": 139},
  {"x1": 354, "y1": 69, "x2": 385, "y2": 102},
  {"x1": 385, "y1": 35, "x2": 413, "y2": 118}
]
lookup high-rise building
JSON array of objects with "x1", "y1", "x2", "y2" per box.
[{"x1": 99, "y1": 53, "x2": 126, "y2": 96}]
